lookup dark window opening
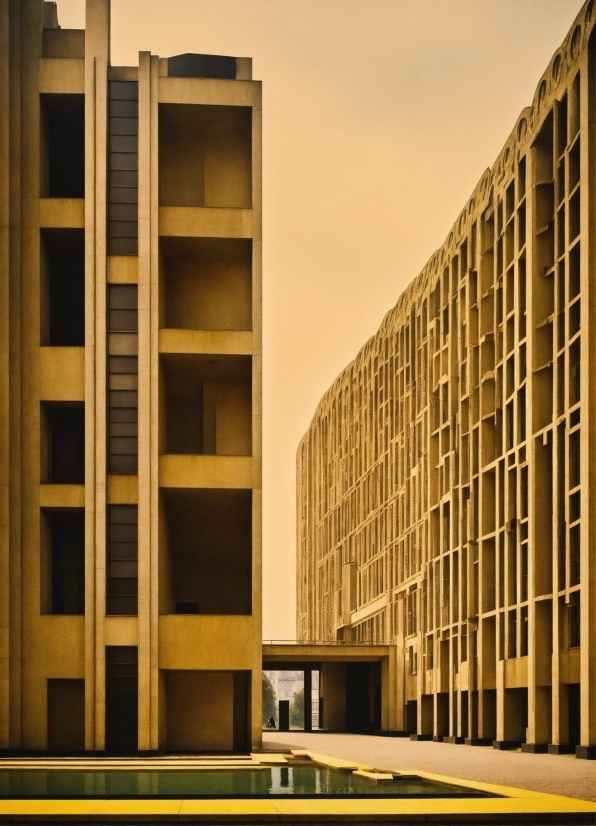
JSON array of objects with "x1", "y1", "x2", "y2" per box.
[
  {"x1": 569, "y1": 430, "x2": 580, "y2": 490},
  {"x1": 568, "y1": 594, "x2": 580, "y2": 649},
  {"x1": 48, "y1": 510, "x2": 85, "y2": 614},
  {"x1": 45, "y1": 404, "x2": 85, "y2": 483},
  {"x1": 176, "y1": 601, "x2": 199, "y2": 614},
  {"x1": 162, "y1": 353, "x2": 251, "y2": 456},
  {"x1": 41, "y1": 94, "x2": 85, "y2": 198},
  {"x1": 107, "y1": 505, "x2": 138, "y2": 616},
  {"x1": 161, "y1": 489, "x2": 252, "y2": 616},
  {"x1": 108, "y1": 81, "x2": 138, "y2": 255},
  {"x1": 41, "y1": 229, "x2": 85, "y2": 346},
  {"x1": 107, "y1": 285, "x2": 138, "y2": 474},
  {"x1": 570, "y1": 524, "x2": 580, "y2": 586},
  {"x1": 105, "y1": 646, "x2": 138, "y2": 755}
]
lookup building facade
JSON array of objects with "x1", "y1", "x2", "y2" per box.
[
  {"x1": 0, "y1": 0, "x2": 262, "y2": 753},
  {"x1": 297, "y1": 0, "x2": 595, "y2": 758}
]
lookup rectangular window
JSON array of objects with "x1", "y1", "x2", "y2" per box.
[
  {"x1": 41, "y1": 94, "x2": 85, "y2": 198},
  {"x1": 41, "y1": 229, "x2": 85, "y2": 346},
  {"x1": 107, "y1": 285, "x2": 138, "y2": 474},
  {"x1": 568, "y1": 594, "x2": 580, "y2": 649},
  {"x1": 49, "y1": 510, "x2": 85, "y2": 614},
  {"x1": 108, "y1": 82, "x2": 138, "y2": 255},
  {"x1": 45, "y1": 404, "x2": 85, "y2": 483},
  {"x1": 106, "y1": 505, "x2": 138, "y2": 616},
  {"x1": 569, "y1": 430, "x2": 580, "y2": 490}
]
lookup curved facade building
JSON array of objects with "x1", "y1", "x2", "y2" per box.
[{"x1": 297, "y1": 0, "x2": 595, "y2": 756}]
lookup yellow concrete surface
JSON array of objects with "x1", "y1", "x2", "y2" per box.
[
  {"x1": 158, "y1": 76, "x2": 261, "y2": 108},
  {"x1": 250, "y1": 753, "x2": 288, "y2": 764},
  {"x1": 39, "y1": 198, "x2": 85, "y2": 228},
  {"x1": 24, "y1": 617, "x2": 84, "y2": 677},
  {"x1": 39, "y1": 57, "x2": 84, "y2": 93},
  {"x1": 158, "y1": 615, "x2": 253, "y2": 670},
  {"x1": 353, "y1": 769, "x2": 395, "y2": 781},
  {"x1": 0, "y1": 800, "x2": 103, "y2": 818},
  {"x1": 292, "y1": 751, "x2": 363, "y2": 771},
  {"x1": 159, "y1": 454, "x2": 253, "y2": 489},
  {"x1": 93, "y1": 798, "x2": 182, "y2": 817},
  {"x1": 159, "y1": 328, "x2": 253, "y2": 356},
  {"x1": 159, "y1": 206, "x2": 252, "y2": 239},
  {"x1": 104, "y1": 617, "x2": 138, "y2": 647},
  {"x1": 39, "y1": 347, "x2": 85, "y2": 401},
  {"x1": 179, "y1": 798, "x2": 279, "y2": 818},
  {"x1": 39, "y1": 484, "x2": 85, "y2": 508},
  {"x1": 0, "y1": 789, "x2": 592, "y2": 823},
  {"x1": 107, "y1": 255, "x2": 139, "y2": 284},
  {"x1": 165, "y1": 671, "x2": 234, "y2": 751},
  {"x1": 106, "y1": 474, "x2": 139, "y2": 504}
]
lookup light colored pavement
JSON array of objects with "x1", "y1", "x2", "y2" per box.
[{"x1": 263, "y1": 731, "x2": 596, "y2": 803}]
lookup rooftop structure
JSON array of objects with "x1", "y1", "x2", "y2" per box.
[
  {"x1": 0, "y1": 0, "x2": 262, "y2": 754},
  {"x1": 297, "y1": 0, "x2": 596, "y2": 758}
]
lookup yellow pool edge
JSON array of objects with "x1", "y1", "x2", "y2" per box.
[{"x1": 0, "y1": 750, "x2": 593, "y2": 822}]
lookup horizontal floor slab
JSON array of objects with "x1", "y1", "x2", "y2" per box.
[{"x1": 159, "y1": 454, "x2": 253, "y2": 489}]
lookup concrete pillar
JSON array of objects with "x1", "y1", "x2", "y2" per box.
[
  {"x1": 85, "y1": 0, "x2": 110, "y2": 752},
  {"x1": 304, "y1": 668, "x2": 312, "y2": 731}
]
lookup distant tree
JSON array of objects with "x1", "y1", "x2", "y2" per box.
[
  {"x1": 290, "y1": 688, "x2": 304, "y2": 728},
  {"x1": 262, "y1": 673, "x2": 277, "y2": 726}
]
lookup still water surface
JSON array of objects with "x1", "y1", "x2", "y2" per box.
[{"x1": 0, "y1": 766, "x2": 494, "y2": 798}]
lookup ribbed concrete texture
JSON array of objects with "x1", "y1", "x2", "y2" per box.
[
  {"x1": 297, "y1": 0, "x2": 596, "y2": 758},
  {"x1": 263, "y1": 731, "x2": 596, "y2": 803}
]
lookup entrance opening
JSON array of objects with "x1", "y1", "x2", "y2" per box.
[
  {"x1": 346, "y1": 663, "x2": 370, "y2": 733},
  {"x1": 263, "y1": 669, "x2": 321, "y2": 732},
  {"x1": 568, "y1": 683, "x2": 580, "y2": 747},
  {"x1": 503, "y1": 687, "x2": 528, "y2": 743},
  {"x1": 406, "y1": 700, "x2": 417, "y2": 734},
  {"x1": 105, "y1": 646, "x2": 138, "y2": 755},
  {"x1": 436, "y1": 692, "x2": 449, "y2": 737},
  {"x1": 47, "y1": 679, "x2": 85, "y2": 752}
]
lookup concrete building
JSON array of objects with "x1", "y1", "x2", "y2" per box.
[
  {"x1": 297, "y1": 0, "x2": 595, "y2": 759},
  {"x1": 0, "y1": 0, "x2": 262, "y2": 753}
]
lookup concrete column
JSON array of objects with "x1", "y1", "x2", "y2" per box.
[
  {"x1": 0, "y1": 0, "x2": 12, "y2": 749},
  {"x1": 1, "y1": 0, "x2": 25, "y2": 751},
  {"x1": 85, "y1": 0, "x2": 109, "y2": 752},
  {"x1": 578, "y1": 40, "x2": 596, "y2": 757},
  {"x1": 148, "y1": 52, "x2": 160, "y2": 755},
  {"x1": 304, "y1": 669, "x2": 312, "y2": 731},
  {"x1": 250, "y1": 80, "x2": 263, "y2": 752},
  {"x1": 137, "y1": 49, "x2": 151, "y2": 754}
]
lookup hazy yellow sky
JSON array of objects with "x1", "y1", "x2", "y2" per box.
[{"x1": 57, "y1": 0, "x2": 583, "y2": 639}]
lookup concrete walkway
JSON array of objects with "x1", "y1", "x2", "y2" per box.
[{"x1": 263, "y1": 731, "x2": 596, "y2": 803}]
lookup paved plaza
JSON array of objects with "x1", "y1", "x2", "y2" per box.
[{"x1": 263, "y1": 731, "x2": 596, "y2": 803}]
